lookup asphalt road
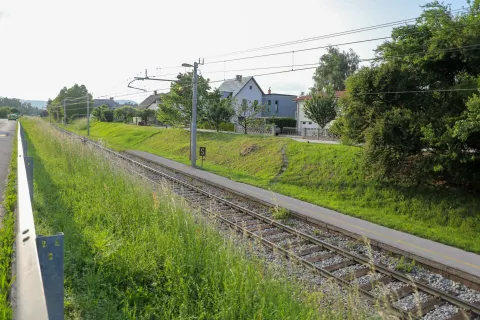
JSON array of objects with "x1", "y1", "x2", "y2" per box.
[{"x1": 0, "y1": 119, "x2": 16, "y2": 202}]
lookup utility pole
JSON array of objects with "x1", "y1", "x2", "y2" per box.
[
  {"x1": 63, "y1": 100, "x2": 66, "y2": 125},
  {"x1": 190, "y1": 62, "x2": 198, "y2": 168},
  {"x1": 87, "y1": 94, "x2": 90, "y2": 136}
]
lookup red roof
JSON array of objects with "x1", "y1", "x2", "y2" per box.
[{"x1": 293, "y1": 91, "x2": 345, "y2": 101}]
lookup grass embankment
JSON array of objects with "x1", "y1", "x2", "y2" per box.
[
  {"x1": 0, "y1": 125, "x2": 17, "y2": 319},
  {"x1": 66, "y1": 120, "x2": 480, "y2": 253},
  {"x1": 25, "y1": 118, "x2": 373, "y2": 319}
]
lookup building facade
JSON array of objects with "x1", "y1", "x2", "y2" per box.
[
  {"x1": 218, "y1": 76, "x2": 296, "y2": 119},
  {"x1": 294, "y1": 91, "x2": 345, "y2": 133}
]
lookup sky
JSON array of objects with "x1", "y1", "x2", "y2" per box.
[{"x1": 0, "y1": 0, "x2": 469, "y2": 103}]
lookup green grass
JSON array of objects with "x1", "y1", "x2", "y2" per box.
[
  {"x1": 26, "y1": 118, "x2": 378, "y2": 319},
  {"x1": 63, "y1": 120, "x2": 480, "y2": 253},
  {"x1": 0, "y1": 124, "x2": 17, "y2": 320}
]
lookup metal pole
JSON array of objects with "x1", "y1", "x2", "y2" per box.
[
  {"x1": 191, "y1": 62, "x2": 198, "y2": 168},
  {"x1": 87, "y1": 95, "x2": 90, "y2": 136},
  {"x1": 63, "y1": 100, "x2": 66, "y2": 125}
]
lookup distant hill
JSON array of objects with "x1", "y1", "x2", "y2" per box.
[
  {"x1": 21, "y1": 99, "x2": 47, "y2": 109},
  {"x1": 116, "y1": 100, "x2": 138, "y2": 106}
]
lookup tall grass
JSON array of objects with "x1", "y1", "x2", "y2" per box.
[
  {"x1": 0, "y1": 125, "x2": 17, "y2": 320},
  {"x1": 22, "y1": 118, "x2": 380, "y2": 319}
]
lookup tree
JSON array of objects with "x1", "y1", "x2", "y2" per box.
[
  {"x1": 335, "y1": 1, "x2": 480, "y2": 189},
  {"x1": 114, "y1": 106, "x2": 136, "y2": 123},
  {"x1": 312, "y1": 46, "x2": 359, "y2": 92},
  {"x1": 303, "y1": 87, "x2": 337, "y2": 138},
  {"x1": 204, "y1": 90, "x2": 235, "y2": 131},
  {"x1": 92, "y1": 104, "x2": 114, "y2": 122},
  {"x1": 0, "y1": 107, "x2": 11, "y2": 119},
  {"x1": 235, "y1": 100, "x2": 265, "y2": 134},
  {"x1": 48, "y1": 84, "x2": 92, "y2": 122},
  {"x1": 157, "y1": 72, "x2": 211, "y2": 127},
  {"x1": 138, "y1": 109, "x2": 156, "y2": 125},
  {"x1": 0, "y1": 97, "x2": 21, "y2": 108}
]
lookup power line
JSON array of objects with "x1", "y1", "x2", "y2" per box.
[
  {"x1": 198, "y1": 42, "x2": 480, "y2": 78},
  {"x1": 137, "y1": 7, "x2": 471, "y2": 76},
  {"x1": 123, "y1": 7, "x2": 470, "y2": 86},
  {"x1": 202, "y1": 8, "x2": 468, "y2": 59},
  {"x1": 203, "y1": 36, "x2": 391, "y2": 65},
  {"x1": 360, "y1": 88, "x2": 479, "y2": 95}
]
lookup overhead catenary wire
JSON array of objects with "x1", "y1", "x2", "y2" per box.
[
  {"x1": 142, "y1": 7, "x2": 469, "y2": 73},
  {"x1": 202, "y1": 8, "x2": 469, "y2": 59}
]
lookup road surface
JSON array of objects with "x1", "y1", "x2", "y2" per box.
[{"x1": 0, "y1": 119, "x2": 16, "y2": 202}]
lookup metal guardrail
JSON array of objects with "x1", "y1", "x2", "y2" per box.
[{"x1": 16, "y1": 123, "x2": 64, "y2": 320}]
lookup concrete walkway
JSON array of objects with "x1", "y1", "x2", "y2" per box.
[
  {"x1": 289, "y1": 137, "x2": 341, "y2": 145},
  {"x1": 127, "y1": 149, "x2": 480, "y2": 282}
]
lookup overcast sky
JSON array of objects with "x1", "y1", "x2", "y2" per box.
[{"x1": 0, "y1": 0, "x2": 469, "y2": 103}]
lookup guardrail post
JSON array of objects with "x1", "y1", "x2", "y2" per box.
[
  {"x1": 36, "y1": 233, "x2": 65, "y2": 320},
  {"x1": 25, "y1": 156, "x2": 34, "y2": 201}
]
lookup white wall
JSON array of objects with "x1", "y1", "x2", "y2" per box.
[
  {"x1": 234, "y1": 78, "x2": 263, "y2": 116},
  {"x1": 147, "y1": 102, "x2": 158, "y2": 110},
  {"x1": 297, "y1": 100, "x2": 336, "y2": 132},
  {"x1": 297, "y1": 100, "x2": 319, "y2": 131}
]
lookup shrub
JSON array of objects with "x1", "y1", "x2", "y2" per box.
[
  {"x1": 0, "y1": 107, "x2": 11, "y2": 119},
  {"x1": 266, "y1": 118, "x2": 296, "y2": 132}
]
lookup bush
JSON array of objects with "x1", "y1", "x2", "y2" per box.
[
  {"x1": 198, "y1": 122, "x2": 234, "y2": 132},
  {"x1": 266, "y1": 117, "x2": 296, "y2": 132},
  {"x1": 0, "y1": 107, "x2": 11, "y2": 119}
]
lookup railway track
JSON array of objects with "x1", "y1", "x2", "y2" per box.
[{"x1": 55, "y1": 126, "x2": 480, "y2": 319}]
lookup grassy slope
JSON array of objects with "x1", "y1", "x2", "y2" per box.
[
  {"x1": 27, "y1": 119, "x2": 367, "y2": 319},
  {"x1": 67, "y1": 121, "x2": 480, "y2": 253},
  {"x1": 0, "y1": 124, "x2": 16, "y2": 320}
]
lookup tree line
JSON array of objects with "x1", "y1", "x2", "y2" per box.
[{"x1": 0, "y1": 97, "x2": 45, "y2": 118}]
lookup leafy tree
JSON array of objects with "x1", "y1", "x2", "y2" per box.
[
  {"x1": 92, "y1": 104, "x2": 113, "y2": 122},
  {"x1": 157, "y1": 72, "x2": 211, "y2": 127},
  {"x1": 138, "y1": 109, "x2": 156, "y2": 125},
  {"x1": 303, "y1": 87, "x2": 337, "y2": 137},
  {"x1": 336, "y1": 1, "x2": 480, "y2": 189},
  {"x1": 204, "y1": 90, "x2": 234, "y2": 131},
  {"x1": 0, "y1": 97, "x2": 21, "y2": 108},
  {"x1": 114, "y1": 106, "x2": 136, "y2": 123},
  {"x1": 48, "y1": 84, "x2": 92, "y2": 122},
  {"x1": 0, "y1": 107, "x2": 11, "y2": 119},
  {"x1": 454, "y1": 94, "x2": 480, "y2": 150},
  {"x1": 312, "y1": 46, "x2": 359, "y2": 92},
  {"x1": 235, "y1": 100, "x2": 265, "y2": 134}
]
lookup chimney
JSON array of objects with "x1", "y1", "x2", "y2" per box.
[
  {"x1": 300, "y1": 91, "x2": 305, "y2": 96},
  {"x1": 268, "y1": 87, "x2": 271, "y2": 94},
  {"x1": 154, "y1": 90, "x2": 157, "y2": 96},
  {"x1": 235, "y1": 75, "x2": 242, "y2": 82}
]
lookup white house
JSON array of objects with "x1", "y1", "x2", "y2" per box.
[
  {"x1": 294, "y1": 91, "x2": 345, "y2": 133},
  {"x1": 138, "y1": 92, "x2": 162, "y2": 110},
  {"x1": 218, "y1": 75, "x2": 264, "y2": 115}
]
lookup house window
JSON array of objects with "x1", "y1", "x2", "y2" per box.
[
  {"x1": 242, "y1": 99, "x2": 247, "y2": 105},
  {"x1": 275, "y1": 100, "x2": 278, "y2": 112},
  {"x1": 268, "y1": 100, "x2": 271, "y2": 105},
  {"x1": 249, "y1": 86, "x2": 252, "y2": 89},
  {"x1": 309, "y1": 122, "x2": 312, "y2": 125},
  {"x1": 254, "y1": 99, "x2": 258, "y2": 104},
  {"x1": 302, "y1": 121, "x2": 306, "y2": 124}
]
